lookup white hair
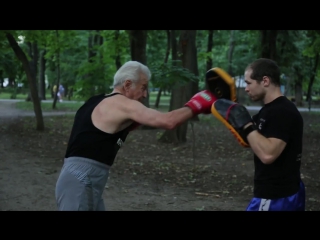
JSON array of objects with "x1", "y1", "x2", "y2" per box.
[{"x1": 113, "y1": 61, "x2": 151, "y2": 88}]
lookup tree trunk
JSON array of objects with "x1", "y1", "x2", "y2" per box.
[
  {"x1": 0, "y1": 70, "x2": 3, "y2": 88},
  {"x1": 129, "y1": 30, "x2": 152, "y2": 130},
  {"x1": 159, "y1": 30, "x2": 189, "y2": 144},
  {"x1": 179, "y1": 30, "x2": 199, "y2": 122},
  {"x1": 39, "y1": 49, "x2": 47, "y2": 100},
  {"x1": 52, "y1": 30, "x2": 61, "y2": 109},
  {"x1": 227, "y1": 30, "x2": 235, "y2": 76},
  {"x1": 8, "y1": 77, "x2": 15, "y2": 87},
  {"x1": 115, "y1": 30, "x2": 122, "y2": 70},
  {"x1": 284, "y1": 76, "x2": 292, "y2": 96},
  {"x1": 25, "y1": 42, "x2": 39, "y2": 101},
  {"x1": 87, "y1": 31, "x2": 97, "y2": 96},
  {"x1": 154, "y1": 88, "x2": 162, "y2": 108},
  {"x1": 306, "y1": 54, "x2": 319, "y2": 110},
  {"x1": 260, "y1": 30, "x2": 278, "y2": 61},
  {"x1": 129, "y1": 30, "x2": 149, "y2": 105},
  {"x1": 6, "y1": 33, "x2": 44, "y2": 131},
  {"x1": 295, "y1": 82, "x2": 303, "y2": 107},
  {"x1": 206, "y1": 30, "x2": 214, "y2": 71},
  {"x1": 155, "y1": 30, "x2": 171, "y2": 108}
]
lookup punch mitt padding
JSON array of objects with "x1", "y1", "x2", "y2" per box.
[
  {"x1": 211, "y1": 99, "x2": 255, "y2": 148},
  {"x1": 205, "y1": 67, "x2": 237, "y2": 102}
]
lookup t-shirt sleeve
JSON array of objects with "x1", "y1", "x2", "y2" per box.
[{"x1": 264, "y1": 111, "x2": 293, "y2": 143}]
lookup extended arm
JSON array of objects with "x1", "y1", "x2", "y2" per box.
[{"x1": 123, "y1": 90, "x2": 217, "y2": 130}]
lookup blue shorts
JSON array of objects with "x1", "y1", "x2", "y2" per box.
[{"x1": 246, "y1": 181, "x2": 305, "y2": 211}]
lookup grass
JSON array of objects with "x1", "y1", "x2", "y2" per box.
[
  {"x1": 14, "y1": 99, "x2": 170, "y2": 112},
  {"x1": 15, "y1": 101, "x2": 84, "y2": 111},
  {"x1": 11, "y1": 91, "x2": 171, "y2": 112},
  {"x1": 0, "y1": 92, "x2": 53, "y2": 100}
]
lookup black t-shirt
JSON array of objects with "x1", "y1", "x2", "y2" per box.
[
  {"x1": 65, "y1": 93, "x2": 132, "y2": 166},
  {"x1": 251, "y1": 96, "x2": 303, "y2": 199}
]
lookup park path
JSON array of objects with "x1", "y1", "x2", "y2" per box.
[
  {"x1": 0, "y1": 99, "x2": 319, "y2": 119},
  {"x1": 0, "y1": 100, "x2": 76, "y2": 119}
]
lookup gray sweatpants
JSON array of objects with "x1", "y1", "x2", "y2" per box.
[{"x1": 55, "y1": 157, "x2": 110, "y2": 211}]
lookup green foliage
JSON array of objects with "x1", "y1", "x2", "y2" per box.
[
  {"x1": 150, "y1": 60, "x2": 199, "y2": 89},
  {"x1": 1, "y1": 29, "x2": 320, "y2": 105}
]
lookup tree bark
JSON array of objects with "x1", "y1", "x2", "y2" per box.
[
  {"x1": 6, "y1": 33, "x2": 44, "y2": 131},
  {"x1": 179, "y1": 30, "x2": 199, "y2": 122},
  {"x1": 295, "y1": 82, "x2": 303, "y2": 106},
  {"x1": 260, "y1": 30, "x2": 278, "y2": 61},
  {"x1": 293, "y1": 66, "x2": 304, "y2": 106},
  {"x1": 0, "y1": 70, "x2": 3, "y2": 88},
  {"x1": 306, "y1": 54, "x2": 320, "y2": 110},
  {"x1": 129, "y1": 30, "x2": 149, "y2": 106},
  {"x1": 52, "y1": 30, "x2": 61, "y2": 109},
  {"x1": 227, "y1": 30, "x2": 235, "y2": 76},
  {"x1": 206, "y1": 30, "x2": 214, "y2": 71},
  {"x1": 155, "y1": 30, "x2": 171, "y2": 108},
  {"x1": 115, "y1": 30, "x2": 122, "y2": 70},
  {"x1": 159, "y1": 30, "x2": 191, "y2": 143},
  {"x1": 39, "y1": 49, "x2": 47, "y2": 100},
  {"x1": 205, "y1": 30, "x2": 214, "y2": 92}
]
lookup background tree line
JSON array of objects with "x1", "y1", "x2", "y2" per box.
[{"x1": 1, "y1": 30, "x2": 320, "y2": 143}]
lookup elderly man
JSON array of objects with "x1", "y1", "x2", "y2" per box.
[{"x1": 55, "y1": 60, "x2": 219, "y2": 211}]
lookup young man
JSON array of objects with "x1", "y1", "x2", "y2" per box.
[
  {"x1": 212, "y1": 58, "x2": 305, "y2": 211},
  {"x1": 55, "y1": 61, "x2": 218, "y2": 211}
]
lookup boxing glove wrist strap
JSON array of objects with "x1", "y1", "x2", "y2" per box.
[{"x1": 243, "y1": 124, "x2": 257, "y2": 139}]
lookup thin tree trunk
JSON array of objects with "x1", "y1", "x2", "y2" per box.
[
  {"x1": 6, "y1": 33, "x2": 44, "y2": 131},
  {"x1": 306, "y1": 54, "x2": 320, "y2": 110},
  {"x1": 129, "y1": 30, "x2": 149, "y2": 107},
  {"x1": 115, "y1": 30, "x2": 122, "y2": 70},
  {"x1": 53, "y1": 30, "x2": 61, "y2": 109},
  {"x1": 180, "y1": 30, "x2": 199, "y2": 122},
  {"x1": 206, "y1": 30, "x2": 214, "y2": 71},
  {"x1": 159, "y1": 30, "x2": 181, "y2": 143},
  {"x1": 260, "y1": 30, "x2": 278, "y2": 61},
  {"x1": 227, "y1": 30, "x2": 235, "y2": 76},
  {"x1": 0, "y1": 70, "x2": 3, "y2": 88},
  {"x1": 295, "y1": 82, "x2": 303, "y2": 106},
  {"x1": 25, "y1": 42, "x2": 39, "y2": 101},
  {"x1": 87, "y1": 30, "x2": 96, "y2": 96},
  {"x1": 39, "y1": 49, "x2": 47, "y2": 100},
  {"x1": 155, "y1": 30, "x2": 171, "y2": 108}
]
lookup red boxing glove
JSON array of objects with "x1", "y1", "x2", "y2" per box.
[
  {"x1": 128, "y1": 121, "x2": 141, "y2": 131},
  {"x1": 184, "y1": 90, "x2": 217, "y2": 115}
]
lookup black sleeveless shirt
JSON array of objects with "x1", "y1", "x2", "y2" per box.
[{"x1": 65, "y1": 93, "x2": 131, "y2": 166}]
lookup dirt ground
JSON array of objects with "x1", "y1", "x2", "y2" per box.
[{"x1": 0, "y1": 100, "x2": 319, "y2": 211}]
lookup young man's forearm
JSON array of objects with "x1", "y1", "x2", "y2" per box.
[{"x1": 246, "y1": 126, "x2": 285, "y2": 164}]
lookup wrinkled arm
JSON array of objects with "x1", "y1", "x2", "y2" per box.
[{"x1": 123, "y1": 99, "x2": 193, "y2": 130}]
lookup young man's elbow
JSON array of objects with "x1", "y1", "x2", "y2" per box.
[{"x1": 260, "y1": 154, "x2": 277, "y2": 164}]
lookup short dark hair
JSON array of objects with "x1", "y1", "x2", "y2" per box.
[{"x1": 246, "y1": 58, "x2": 281, "y2": 86}]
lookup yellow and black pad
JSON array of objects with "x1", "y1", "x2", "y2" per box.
[
  {"x1": 211, "y1": 100, "x2": 250, "y2": 148},
  {"x1": 205, "y1": 67, "x2": 237, "y2": 102}
]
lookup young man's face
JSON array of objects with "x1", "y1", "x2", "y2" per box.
[{"x1": 244, "y1": 69, "x2": 266, "y2": 102}]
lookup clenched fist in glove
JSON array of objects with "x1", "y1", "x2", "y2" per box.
[
  {"x1": 185, "y1": 90, "x2": 217, "y2": 115},
  {"x1": 211, "y1": 98, "x2": 257, "y2": 147}
]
